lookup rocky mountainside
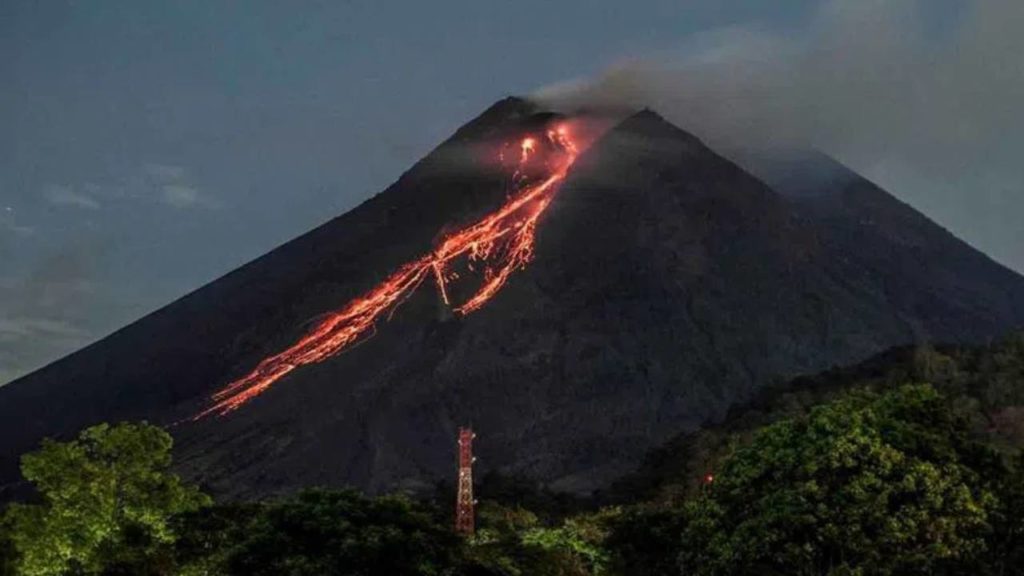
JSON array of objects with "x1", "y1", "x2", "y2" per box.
[
  {"x1": 2, "y1": 98, "x2": 1022, "y2": 499},
  {"x1": 743, "y1": 150, "x2": 1024, "y2": 342}
]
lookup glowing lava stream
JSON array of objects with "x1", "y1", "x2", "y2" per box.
[{"x1": 196, "y1": 123, "x2": 581, "y2": 419}]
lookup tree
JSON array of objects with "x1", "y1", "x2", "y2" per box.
[
  {"x1": 460, "y1": 502, "x2": 614, "y2": 576},
  {"x1": 603, "y1": 505, "x2": 688, "y2": 576},
  {"x1": 520, "y1": 509, "x2": 614, "y2": 576},
  {"x1": 216, "y1": 489, "x2": 460, "y2": 576},
  {"x1": 3, "y1": 422, "x2": 210, "y2": 576},
  {"x1": 679, "y1": 385, "x2": 1001, "y2": 576},
  {"x1": 172, "y1": 501, "x2": 261, "y2": 576},
  {"x1": 462, "y1": 503, "x2": 554, "y2": 576},
  {"x1": 989, "y1": 452, "x2": 1024, "y2": 575},
  {"x1": 0, "y1": 512, "x2": 17, "y2": 576}
]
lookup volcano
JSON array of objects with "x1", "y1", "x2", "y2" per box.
[{"x1": 2, "y1": 98, "x2": 1023, "y2": 499}]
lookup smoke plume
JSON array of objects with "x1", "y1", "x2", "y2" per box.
[{"x1": 534, "y1": 0, "x2": 1024, "y2": 273}]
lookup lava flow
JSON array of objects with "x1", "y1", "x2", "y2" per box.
[{"x1": 196, "y1": 120, "x2": 584, "y2": 419}]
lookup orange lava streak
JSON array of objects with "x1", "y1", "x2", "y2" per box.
[{"x1": 197, "y1": 125, "x2": 579, "y2": 419}]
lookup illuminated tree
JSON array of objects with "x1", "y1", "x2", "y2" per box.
[
  {"x1": 3, "y1": 422, "x2": 209, "y2": 576},
  {"x1": 679, "y1": 385, "x2": 999, "y2": 576}
]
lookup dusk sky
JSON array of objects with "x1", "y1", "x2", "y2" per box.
[{"x1": 2, "y1": 0, "x2": 1019, "y2": 385}]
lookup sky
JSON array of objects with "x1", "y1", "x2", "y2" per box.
[{"x1": 1, "y1": 0, "x2": 1017, "y2": 385}]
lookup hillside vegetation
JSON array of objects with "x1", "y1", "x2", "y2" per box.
[{"x1": 2, "y1": 334, "x2": 1022, "y2": 575}]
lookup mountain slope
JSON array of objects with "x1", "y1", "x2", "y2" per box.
[
  {"x1": 0, "y1": 96, "x2": 548, "y2": 494},
  {"x1": 740, "y1": 149, "x2": 1024, "y2": 341},
  {"x1": 2, "y1": 100, "x2": 1023, "y2": 499}
]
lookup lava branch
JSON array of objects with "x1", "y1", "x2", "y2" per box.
[{"x1": 196, "y1": 124, "x2": 580, "y2": 419}]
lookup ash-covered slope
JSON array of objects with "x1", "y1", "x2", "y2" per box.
[
  {"x1": 2, "y1": 101, "x2": 1023, "y2": 499},
  {"x1": 740, "y1": 149, "x2": 1024, "y2": 341}
]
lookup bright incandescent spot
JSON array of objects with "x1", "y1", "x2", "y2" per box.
[{"x1": 196, "y1": 120, "x2": 585, "y2": 419}]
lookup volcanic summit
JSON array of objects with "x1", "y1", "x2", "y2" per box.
[{"x1": 2, "y1": 97, "x2": 1023, "y2": 498}]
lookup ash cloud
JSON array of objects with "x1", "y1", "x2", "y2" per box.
[{"x1": 535, "y1": 0, "x2": 1024, "y2": 274}]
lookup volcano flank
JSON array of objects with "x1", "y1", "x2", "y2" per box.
[{"x1": 2, "y1": 98, "x2": 1023, "y2": 499}]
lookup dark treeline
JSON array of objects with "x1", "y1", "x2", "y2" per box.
[{"x1": 2, "y1": 334, "x2": 1023, "y2": 575}]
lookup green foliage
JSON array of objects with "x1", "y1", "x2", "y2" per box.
[
  {"x1": 2, "y1": 422, "x2": 209, "y2": 576},
  {"x1": 204, "y1": 489, "x2": 460, "y2": 576},
  {"x1": 462, "y1": 503, "x2": 550, "y2": 576},
  {"x1": 603, "y1": 505, "x2": 688, "y2": 576},
  {"x1": 462, "y1": 503, "x2": 612, "y2": 576},
  {"x1": 678, "y1": 385, "x2": 1002, "y2": 576},
  {"x1": 988, "y1": 452, "x2": 1024, "y2": 574},
  {"x1": 0, "y1": 512, "x2": 17, "y2": 576},
  {"x1": 521, "y1": 509, "x2": 614, "y2": 575},
  {"x1": 172, "y1": 502, "x2": 260, "y2": 576},
  {"x1": 976, "y1": 333, "x2": 1024, "y2": 410}
]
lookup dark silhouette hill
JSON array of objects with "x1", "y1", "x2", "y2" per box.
[{"x1": 2, "y1": 99, "x2": 1022, "y2": 499}]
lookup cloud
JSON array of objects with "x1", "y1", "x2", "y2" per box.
[
  {"x1": 1, "y1": 159, "x2": 216, "y2": 385},
  {"x1": 533, "y1": 0, "x2": 1024, "y2": 273},
  {"x1": 0, "y1": 241, "x2": 105, "y2": 385},
  {"x1": 0, "y1": 208, "x2": 34, "y2": 240},
  {"x1": 535, "y1": 0, "x2": 1024, "y2": 159},
  {"x1": 0, "y1": 316, "x2": 93, "y2": 385},
  {"x1": 161, "y1": 184, "x2": 202, "y2": 208},
  {"x1": 0, "y1": 317, "x2": 90, "y2": 341},
  {"x1": 139, "y1": 163, "x2": 214, "y2": 209},
  {"x1": 44, "y1": 185, "x2": 101, "y2": 210}
]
